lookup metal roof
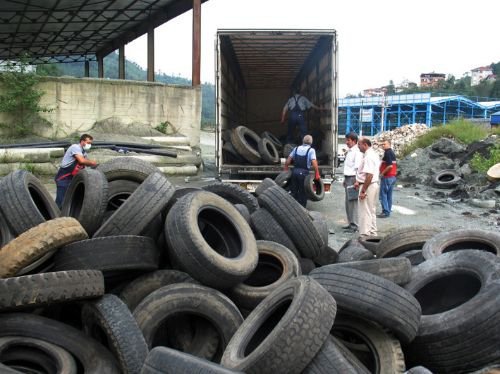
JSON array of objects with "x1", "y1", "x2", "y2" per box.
[
  {"x1": 217, "y1": 29, "x2": 336, "y2": 89},
  {"x1": 0, "y1": 0, "x2": 208, "y2": 64}
]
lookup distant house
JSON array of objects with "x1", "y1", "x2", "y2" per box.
[
  {"x1": 471, "y1": 65, "x2": 493, "y2": 86},
  {"x1": 362, "y1": 87, "x2": 387, "y2": 97},
  {"x1": 420, "y1": 73, "x2": 446, "y2": 87}
]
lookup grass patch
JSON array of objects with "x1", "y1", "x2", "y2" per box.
[
  {"x1": 400, "y1": 120, "x2": 491, "y2": 158},
  {"x1": 469, "y1": 145, "x2": 500, "y2": 173}
]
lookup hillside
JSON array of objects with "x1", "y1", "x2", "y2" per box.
[{"x1": 36, "y1": 52, "x2": 215, "y2": 127}]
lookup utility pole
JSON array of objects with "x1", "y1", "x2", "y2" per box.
[{"x1": 380, "y1": 92, "x2": 387, "y2": 133}]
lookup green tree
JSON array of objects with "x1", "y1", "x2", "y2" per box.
[{"x1": 0, "y1": 57, "x2": 52, "y2": 136}]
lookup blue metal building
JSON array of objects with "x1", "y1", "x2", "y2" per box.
[
  {"x1": 339, "y1": 93, "x2": 500, "y2": 136},
  {"x1": 492, "y1": 111, "x2": 500, "y2": 126}
]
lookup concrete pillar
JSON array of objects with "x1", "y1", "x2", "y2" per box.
[
  {"x1": 84, "y1": 60, "x2": 90, "y2": 77},
  {"x1": 97, "y1": 54, "x2": 104, "y2": 78},
  {"x1": 119, "y1": 45, "x2": 125, "y2": 79},
  {"x1": 147, "y1": 27, "x2": 155, "y2": 82},
  {"x1": 192, "y1": 0, "x2": 201, "y2": 86}
]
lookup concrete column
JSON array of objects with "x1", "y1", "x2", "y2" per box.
[
  {"x1": 147, "y1": 28, "x2": 155, "y2": 82},
  {"x1": 192, "y1": 0, "x2": 201, "y2": 86},
  {"x1": 119, "y1": 45, "x2": 125, "y2": 79},
  {"x1": 97, "y1": 54, "x2": 104, "y2": 78},
  {"x1": 84, "y1": 60, "x2": 89, "y2": 77}
]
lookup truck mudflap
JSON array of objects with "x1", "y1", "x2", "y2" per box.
[{"x1": 222, "y1": 178, "x2": 333, "y2": 194}]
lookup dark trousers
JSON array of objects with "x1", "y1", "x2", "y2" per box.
[
  {"x1": 287, "y1": 111, "x2": 307, "y2": 144},
  {"x1": 291, "y1": 168, "x2": 308, "y2": 207},
  {"x1": 55, "y1": 174, "x2": 72, "y2": 209}
]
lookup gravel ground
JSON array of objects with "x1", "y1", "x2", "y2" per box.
[{"x1": 194, "y1": 131, "x2": 500, "y2": 249}]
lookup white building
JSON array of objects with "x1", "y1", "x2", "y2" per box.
[{"x1": 471, "y1": 66, "x2": 493, "y2": 86}]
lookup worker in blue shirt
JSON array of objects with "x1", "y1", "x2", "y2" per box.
[
  {"x1": 281, "y1": 88, "x2": 325, "y2": 144},
  {"x1": 284, "y1": 135, "x2": 321, "y2": 207}
]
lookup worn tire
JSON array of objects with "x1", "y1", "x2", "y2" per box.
[
  {"x1": 165, "y1": 191, "x2": 258, "y2": 289},
  {"x1": 258, "y1": 138, "x2": 280, "y2": 165},
  {"x1": 93, "y1": 172, "x2": 174, "y2": 238},
  {"x1": 358, "y1": 235, "x2": 382, "y2": 253},
  {"x1": 106, "y1": 179, "x2": 140, "y2": 211},
  {"x1": 327, "y1": 257, "x2": 412, "y2": 285},
  {"x1": 228, "y1": 240, "x2": 301, "y2": 310},
  {"x1": 0, "y1": 336, "x2": 78, "y2": 374},
  {"x1": 98, "y1": 157, "x2": 160, "y2": 183},
  {"x1": 53, "y1": 236, "x2": 159, "y2": 276},
  {"x1": 0, "y1": 270, "x2": 104, "y2": 311},
  {"x1": 398, "y1": 249, "x2": 426, "y2": 266},
  {"x1": 0, "y1": 170, "x2": 60, "y2": 236},
  {"x1": 221, "y1": 276, "x2": 336, "y2": 374},
  {"x1": 375, "y1": 226, "x2": 440, "y2": 258},
  {"x1": 261, "y1": 131, "x2": 283, "y2": 152},
  {"x1": 274, "y1": 170, "x2": 292, "y2": 189},
  {"x1": 250, "y1": 208, "x2": 299, "y2": 257},
  {"x1": 230, "y1": 126, "x2": 262, "y2": 164},
  {"x1": 61, "y1": 168, "x2": 109, "y2": 236},
  {"x1": 404, "y1": 250, "x2": 500, "y2": 373},
  {"x1": 82, "y1": 294, "x2": 148, "y2": 374},
  {"x1": 0, "y1": 313, "x2": 120, "y2": 373},
  {"x1": 282, "y1": 143, "x2": 297, "y2": 158},
  {"x1": 141, "y1": 346, "x2": 242, "y2": 374},
  {"x1": 432, "y1": 169, "x2": 461, "y2": 189},
  {"x1": 337, "y1": 242, "x2": 374, "y2": 263},
  {"x1": 258, "y1": 185, "x2": 324, "y2": 259},
  {"x1": 0, "y1": 217, "x2": 88, "y2": 278},
  {"x1": 254, "y1": 178, "x2": 277, "y2": 196},
  {"x1": 133, "y1": 283, "x2": 243, "y2": 361},
  {"x1": 202, "y1": 182, "x2": 259, "y2": 213},
  {"x1": 422, "y1": 228, "x2": 500, "y2": 259},
  {"x1": 304, "y1": 175, "x2": 325, "y2": 201},
  {"x1": 303, "y1": 335, "x2": 370, "y2": 374},
  {"x1": 310, "y1": 265, "x2": 421, "y2": 344},
  {"x1": 120, "y1": 270, "x2": 197, "y2": 312},
  {"x1": 332, "y1": 315, "x2": 406, "y2": 374},
  {"x1": 0, "y1": 211, "x2": 14, "y2": 248}
]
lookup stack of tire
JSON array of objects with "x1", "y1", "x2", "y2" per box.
[
  {"x1": 0, "y1": 160, "x2": 499, "y2": 373},
  {"x1": 222, "y1": 125, "x2": 288, "y2": 165}
]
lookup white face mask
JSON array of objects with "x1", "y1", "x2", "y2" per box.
[{"x1": 83, "y1": 143, "x2": 91, "y2": 151}]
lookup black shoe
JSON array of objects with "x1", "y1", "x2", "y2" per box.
[
  {"x1": 377, "y1": 214, "x2": 389, "y2": 218},
  {"x1": 342, "y1": 225, "x2": 352, "y2": 230}
]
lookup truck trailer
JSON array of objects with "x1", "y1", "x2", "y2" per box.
[{"x1": 215, "y1": 29, "x2": 339, "y2": 192}]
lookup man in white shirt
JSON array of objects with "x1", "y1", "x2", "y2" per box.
[
  {"x1": 354, "y1": 137, "x2": 380, "y2": 237},
  {"x1": 342, "y1": 132, "x2": 363, "y2": 232}
]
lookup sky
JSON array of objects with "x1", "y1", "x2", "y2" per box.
[{"x1": 125, "y1": 0, "x2": 499, "y2": 97}]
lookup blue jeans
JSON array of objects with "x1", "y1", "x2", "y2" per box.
[
  {"x1": 379, "y1": 176, "x2": 396, "y2": 216},
  {"x1": 287, "y1": 111, "x2": 307, "y2": 144}
]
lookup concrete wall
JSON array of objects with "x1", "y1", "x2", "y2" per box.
[{"x1": 0, "y1": 76, "x2": 202, "y2": 146}]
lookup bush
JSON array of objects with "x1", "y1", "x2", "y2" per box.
[
  {"x1": 469, "y1": 145, "x2": 500, "y2": 173},
  {"x1": 0, "y1": 57, "x2": 52, "y2": 137}
]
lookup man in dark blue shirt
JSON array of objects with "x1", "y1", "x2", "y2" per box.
[{"x1": 284, "y1": 135, "x2": 321, "y2": 207}]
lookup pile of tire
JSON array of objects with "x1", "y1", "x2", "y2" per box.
[
  {"x1": 222, "y1": 125, "x2": 289, "y2": 165},
  {"x1": 0, "y1": 159, "x2": 499, "y2": 373}
]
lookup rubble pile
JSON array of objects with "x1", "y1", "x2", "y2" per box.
[
  {"x1": 397, "y1": 136, "x2": 499, "y2": 208},
  {"x1": 372, "y1": 123, "x2": 429, "y2": 157}
]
